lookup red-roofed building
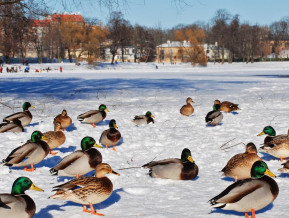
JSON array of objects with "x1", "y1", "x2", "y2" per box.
[{"x1": 27, "y1": 13, "x2": 85, "y2": 60}]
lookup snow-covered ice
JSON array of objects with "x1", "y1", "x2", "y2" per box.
[{"x1": 0, "y1": 61, "x2": 289, "y2": 217}]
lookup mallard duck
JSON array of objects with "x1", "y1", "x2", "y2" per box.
[
  {"x1": 99, "y1": 119, "x2": 121, "y2": 151},
  {"x1": 2, "y1": 131, "x2": 50, "y2": 171},
  {"x1": 49, "y1": 163, "x2": 119, "y2": 216},
  {"x1": 278, "y1": 160, "x2": 289, "y2": 173},
  {"x1": 221, "y1": 142, "x2": 262, "y2": 181},
  {"x1": 209, "y1": 160, "x2": 279, "y2": 218},
  {"x1": 3, "y1": 102, "x2": 34, "y2": 126},
  {"x1": 43, "y1": 121, "x2": 66, "y2": 155},
  {"x1": 53, "y1": 109, "x2": 72, "y2": 130},
  {"x1": 0, "y1": 118, "x2": 24, "y2": 133},
  {"x1": 258, "y1": 126, "x2": 289, "y2": 162},
  {"x1": 215, "y1": 99, "x2": 240, "y2": 113},
  {"x1": 0, "y1": 177, "x2": 43, "y2": 218},
  {"x1": 50, "y1": 136, "x2": 102, "y2": 178},
  {"x1": 77, "y1": 104, "x2": 109, "y2": 128},
  {"x1": 257, "y1": 125, "x2": 277, "y2": 144},
  {"x1": 180, "y1": 97, "x2": 194, "y2": 116},
  {"x1": 142, "y1": 148, "x2": 198, "y2": 180},
  {"x1": 205, "y1": 103, "x2": 223, "y2": 126},
  {"x1": 132, "y1": 111, "x2": 155, "y2": 126}
]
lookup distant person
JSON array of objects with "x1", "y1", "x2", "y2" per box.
[
  {"x1": 22, "y1": 58, "x2": 25, "y2": 65},
  {"x1": 156, "y1": 65, "x2": 158, "y2": 69},
  {"x1": 24, "y1": 66, "x2": 29, "y2": 72},
  {"x1": 6, "y1": 67, "x2": 9, "y2": 73},
  {"x1": 60, "y1": 66, "x2": 62, "y2": 72},
  {"x1": 25, "y1": 60, "x2": 29, "y2": 66},
  {"x1": 0, "y1": 66, "x2": 2, "y2": 73},
  {"x1": 0, "y1": 59, "x2": 3, "y2": 66}
]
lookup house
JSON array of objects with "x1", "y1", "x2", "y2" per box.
[
  {"x1": 100, "y1": 46, "x2": 141, "y2": 62},
  {"x1": 156, "y1": 40, "x2": 230, "y2": 63},
  {"x1": 27, "y1": 13, "x2": 85, "y2": 60}
]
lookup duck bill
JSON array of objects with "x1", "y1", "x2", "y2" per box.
[
  {"x1": 30, "y1": 184, "x2": 44, "y2": 192},
  {"x1": 105, "y1": 108, "x2": 110, "y2": 112},
  {"x1": 257, "y1": 131, "x2": 265, "y2": 136},
  {"x1": 93, "y1": 143, "x2": 103, "y2": 148},
  {"x1": 114, "y1": 124, "x2": 118, "y2": 129},
  {"x1": 30, "y1": 105, "x2": 35, "y2": 109},
  {"x1": 151, "y1": 115, "x2": 155, "y2": 118},
  {"x1": 264, "y1": 169, "x2": 276, "y2": 178},
  {"x1": 187, "y1": 155, "x2": 194, "y2": 163},
  {"x1": 41, "y1": 136, "x2": 48, "y2": 140},
  {"x1": 111, "y1": 170, "x2": 120, "y2": 176}
]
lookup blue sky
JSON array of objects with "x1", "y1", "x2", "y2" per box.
[{"x1": 48, "y1": 0, "x2": 289, "y2": 28}]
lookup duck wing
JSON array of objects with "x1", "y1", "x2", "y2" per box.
[
  {"x1": 0, "y1": 122, "x2": 23, "y2": 133},
  {"x1": 209, "y1": 178, "x2": 262, "y2": 206},
  {"x1": 77, "y1": 110, "x2": 99, "y2": 120},
  {"x1": 3, "y1": 142, "x2": 38, "y2": 165},
  {"x1": 53, "y1": 150, "x2": 84, "y2": 170},
  {"x1": 142, "y1": 158, "x2": 181, "y2": 168}
]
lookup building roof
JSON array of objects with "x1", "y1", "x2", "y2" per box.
[
  {"x1": 51, "y1": 14, "x2": 84, "y2": 23},
  {"x1": 32, "y1": 13, "x2": 84, "y2": 27}
]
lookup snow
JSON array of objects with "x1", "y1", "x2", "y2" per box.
[{"x1": 1, "y1": 61, "x2": 289, "y2": 217}]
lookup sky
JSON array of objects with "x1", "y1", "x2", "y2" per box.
[{"x1": 46, "y1": 0, "x2": 289, "y2": 28}]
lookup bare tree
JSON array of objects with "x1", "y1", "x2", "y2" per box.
[{"x1": 210, "y1": 9, "x2": 231, "y2": 63}]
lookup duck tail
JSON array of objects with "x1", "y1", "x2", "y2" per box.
[
  {"x1": 49, "y1": 168, "x2": 58, "y2": 176},
  {"x1": 77, "y1": 115, "x2": 84, "y2": 121}
]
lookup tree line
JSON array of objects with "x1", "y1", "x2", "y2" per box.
[{"x1": 0, "y1": 1, "x2": 289, "y2": 65}]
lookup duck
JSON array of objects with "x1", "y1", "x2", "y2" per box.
[
  {"x1": 43, "y1": 121, "x2": 66, "y2": 155},
  {"x1": 3, "y1": 102, "x2": 34, "y2": 126},
  {"x1": 77, "y1": 104, "x2": 109, "y2": 128},
  {"x1": 257, "y1": 126, "x2": 289, "y2": 162},
  {"x1": 2, "y1": 131, "x2": 50, "y2": 171},
  {"x1": 278, "y1": 160, "x2": 289, "y2": 173},
  {"x1": 205, "y1": 102, "x2": 223, "y2": 126},
  {"x1": 50, "y1": 136, "x2": 102, "y2": 178},
  {"x1": 209, "y1": 160, "x2": 279, "y2": 218},
  {"x1": 257, "y1": 125, "x2": 278, "y2": 144},
  {"x1": 0, "y1": 118, "x2": 24, "y2": 133},
  {"x1": 53, "y1": 109, "x2": 72, "y2": 130},
  {"x1": 0, "y1": 177, "x2": 43, "y2": 218},
  {"x1": 180, "y1": 97, "x2": 194, "y2": 116},
  {"x1": 132, "y1": 111, "x2": 155, "y2": 126},
  {"x1": 99, "y1": 119, "x2": 121, "y2": 151},
  {"x1": 215, "y1": 99, "x2": 240, "y2": 113},
  {"x1": 49, "y1": 163, "x2": 119, "y2": 216},
  {"x1": 221, "y1": 142, "x2": 262, "y2": 181},
  {"x1": 142, "y1": 148, "x2": 198, "y2": 180}
]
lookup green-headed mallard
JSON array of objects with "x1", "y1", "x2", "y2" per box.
[
  {"x1": 209, "y1": 160, "x2": 279, "y2": 218},
  {"x1": 257, "y1": 126, "x2": 277, "y2": 144},
  {"x1": 278, "y1": 160, "x2": 289, "y2": 173},
  {"x1": 180, "y1": 97, "x2": 194, "y2": 116},
  {"x1": 99, "y1": 119, "x2": 121, "y2": 151},
  {"x1": 221, "y1": 143, "x2": 262, "y2": 181},
  {"x1": 2, "y1": 131, "x2": 50, "y2": 171},
  {"x1": 142, "y1": 148, "x2": 198, "y2": 180},
  {"x1": 215, "y1": 99, "x2": 240, "y2": 113},
  {"x1": 43, "y1": 121, "x2": 66, "y2": 155},
  {"x1": 132, "y1": 111, "x2": 155, "y2": 126},
  {"x1": 50, "y1": 136, "x2": 102, "y2": 178},
  {"x1": 49, "y1": 163, "x2": 119, "y2": 216},
  {"x1": 53, "y1": 109, "x2": 72, "y2": 130},
  {"x1": 257, "y1": 126, "x2": 289, "y2": 162},
  {"x1": 0, "y1": 177, "x2": 43, "y2": 218},
  {"x1": 77, "y1": 104, "x2": 109, "y2": 128},
  {"x1": 3, "y1": 102, "x2": 34, "y2": 127},
  {"x1": 0, "y1": 118, "x2": 24, "y2": 133},
  {"x1": 205, "y1": 103, "x2": 223, "y2": 126}
]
